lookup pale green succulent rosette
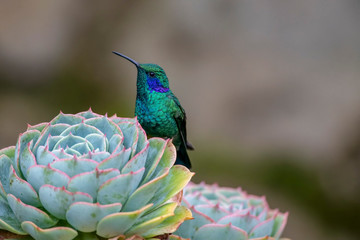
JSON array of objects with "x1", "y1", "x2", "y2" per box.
[
  {"x1": 174, "y1": 182, "x2": 288, "y2": 240},
  {"x1": 0, "y1": 110, "x2": 193, "y2": 240}
]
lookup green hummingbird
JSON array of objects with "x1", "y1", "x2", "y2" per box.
[{"x1": 113, "y1": 51, "x2": 194, "y2": 169}]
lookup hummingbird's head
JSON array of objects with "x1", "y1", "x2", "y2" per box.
[
  {"x1": 138, "y1": 63, "x2": 169, "y2": 93},
  {"x1": 113, "y1": 51, "x2": 170, "y2": 93}
]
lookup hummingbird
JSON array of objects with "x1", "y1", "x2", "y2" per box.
[{"x1": 113, "y1": 51, "x2": 194, "y2": 169}]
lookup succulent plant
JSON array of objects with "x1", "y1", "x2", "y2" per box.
[
  {"x1": 174, "y1": 182, "x2": 288, "y2": 240},
  {"x1": 0, "y1": 109, "x2": 193, "y2": 240}
]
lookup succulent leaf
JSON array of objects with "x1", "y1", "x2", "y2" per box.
[
  {"x1": 123, "y1": 165, "x2": 193, "y2": 212},
  {"x1": 20, "y1": 142, "x2": 37, "y2": 179},
  {"x1": 0, "y1": 155, "x2": 13, "y2": 199},
  {"x1": 193, "y1": 223, "x2": 248, "y2": 240},
  {"x1": 49, "y1": 158, "x2": 98, "y2": 178},
  {"x1": 128, "y1": 202, "x2": 179, "y2": 237},
  {"x1": 97, "y1": 168, "x2": 145, "y2": 205},
  {"x1": 249, "y1": 217, "x2": 275, "y2": 239},
  {"x1": 97, "y1": 148, "x2": 130, "y2": 170},
  {"x1": 96, "y1": 204, "x2": 153, "y2": 238},
  {"x1": 124, "y1": 204, "x2": 177, "y2": 237},
  {"x1": 149, "y1": 166, "x2": 194, "y2": 208},
  {"x1": 121, "y1": 143, "x2": 149, "y2": 174},
  {"x1": 27, "y1": 122, "x2": 48, "y2": 132},
  {"x1": 66, "y1": 170, "x2": 98, "y2": 200},
  {"x1": 271, "y1": 212, "x2": 288, "y2": 239},
  {"x1": 15, "y1": 131, "x2": 41, "y2": 174},
  {"x1": 194, "y1": 204, "x2": 230, "y2": 222},
  {"x1": 0, "y1": 200, "x2": 26, "y2": 235},
  {"x1": 121, "y1": 169, "x2": 170, "y2": 212},
  {"x1": 66, "y1": 202, "x2": 122, "y2": 232},
  {"x1": 7, "y1": 194, "x2": 58, "y2": 228},
  {"x1": 150, "y1": 140, "x2": 177, "y2": 178},
  {"x1": 175, "y1": 206, "x2": 214, "y2": 239},
  {"x1": 141, "y1": 138, "x2": 167, "y2": 183},
  {"x1": 9, "y1": 166, "x2": 41, "y2": 207},
  {"x1": 21, "y1": 221, "x2": 78, "y2": 240},
  {"x1": 27, "y1": 165, "x2": 70, "y2": 192},
  {"x1": 39, "y1": 185, "x2": 93, "y2": 219},
  {"x1": 140, "y1": 205, "x2": 192, "y2": 238},
  {"x1": 218, "y1": 213, "x2": 260, "y2": 233},
  {"x1": 0, "y1": 145, "x2": 16, "y2": 160}
]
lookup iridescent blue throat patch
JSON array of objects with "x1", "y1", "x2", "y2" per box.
[{"x1": 147, "y1": 77, "x2": 169, "y2": 93}]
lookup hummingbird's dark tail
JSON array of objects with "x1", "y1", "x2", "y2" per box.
[{"x1": 175, "y1": 141, "x2": 192, "y2": 169}]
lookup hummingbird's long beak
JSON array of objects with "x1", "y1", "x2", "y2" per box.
[{"x1": 112, "y1": 51, "x2": 139, "y2": 68}]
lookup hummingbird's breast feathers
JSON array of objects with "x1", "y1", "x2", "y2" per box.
[{"x1": 135, "y1": 91, "x2": 181, "y2": 138}]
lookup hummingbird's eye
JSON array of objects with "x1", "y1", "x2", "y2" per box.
[{"x1": 149, "y1": 72, "x2": 155, "y2": 77}]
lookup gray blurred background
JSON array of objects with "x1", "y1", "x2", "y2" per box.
[{"x1": 0, "y1": 1, "x2": 359, "y2": 239}]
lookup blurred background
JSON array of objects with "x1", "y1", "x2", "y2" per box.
[{"x1": 0, "y1": 1, "x2": 359, "y2": 239}]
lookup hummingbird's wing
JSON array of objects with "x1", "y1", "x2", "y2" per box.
[
  {"x1": 167, "y1": 93, "x2": 194, "y2": 169},
  {"x1": 175, "y1": 112, "x2": 194, "y2": 151},
  {"x1": 169, "y1": 94, "x2": 194, "y2": 151}
]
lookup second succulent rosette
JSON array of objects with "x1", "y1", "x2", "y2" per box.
[{"x1": 174, "y1": 182, "x2": 288, "y2": 240}]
